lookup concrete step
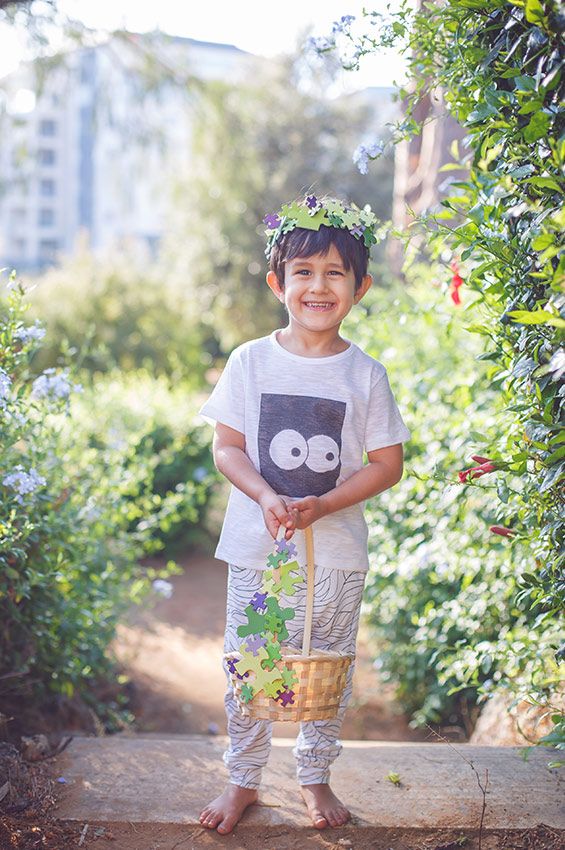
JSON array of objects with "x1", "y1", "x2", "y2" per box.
[{"x1": 52, "y1": 733, "x2": 564, "y2": 848}]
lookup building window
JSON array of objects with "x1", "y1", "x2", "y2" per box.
[
  {"x1": 39, "y1": 119, "x2": 56, "y2": 136},
  {"x1": 40, "y1": 179, "x2": 56, "y2": 197},
  {"x1": 38, "y1": 149, "x2": 56, "y2": 165},
  {"x1": 11, "y1": 208, "x2": 26, "y2": 225},
  {"x1": 39, "y1": 208, "x2": 55, "y2": 226},
  {"x1": 38, "y1": 239, "x2": 59, "y2": 258},
  {"x1": 14, "y1": 239, "x2": 26, "y2": 256}
]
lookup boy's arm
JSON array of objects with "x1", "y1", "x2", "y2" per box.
[
  {"x1": 212, "y1": 422, "x2": 298, "y2": 539},
  {"x1": 290, "y1": 444, "x2": 404, "y2": 527}
]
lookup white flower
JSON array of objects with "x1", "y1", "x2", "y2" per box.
[
  {"x1": 15, "y1": 320, "x2": 46, "y2": 343},
  {"x1": 31, "y1": 368, "x2": 83, "y2": 401},
  {"x1": 152, "y1": 579, "x2": 174, "y2": 599},
  {"x1": 353, "y1": 141, "x2": 384, "y2": 174},
  {"x1": 332, "y1": 15, "x2": 356, "y2": 34},
  {"x1": 2, "y1": 463, "x2": 46, "y2": 503},
  {"x1": 0, "y1": 368, "x2": 11, "y2": 408},
  {"x1": 306, "y1": 34, "x2": 336, "y2": 52}
]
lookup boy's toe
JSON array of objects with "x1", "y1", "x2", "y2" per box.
[
  {"x1": 311, "y1": 808, "x2": 328, "y2": 829},
  {"x1": 217, "y1": 815, "x2": 237, "y2": 834}
]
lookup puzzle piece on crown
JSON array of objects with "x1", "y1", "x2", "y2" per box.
[
  {"x1": 280, "y1": 665, "x2": 299, "y2": 690},
  {"x1": 240, "y1": 683, "x2": 255, "y2": 703},
  {"x1": 249, "y1": 591, "x2": 268, "y2": 612},
  {"x1": 340, "y1": 209, "x2": 362, "y2": 229},
  {"x1": 261, "y1": 639, "x2": 282, "y2": 671},
  {"x1": 280, "y1": 203, "x2": 330, "y2": 230},
  {"x1": 237, "y1": 605, "x2": 269, "y2": 639},
  {"x1": 245, "y1": 633, "x2": 267, "y2": 656}
]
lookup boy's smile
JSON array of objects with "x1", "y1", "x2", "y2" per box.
[{"x1": 266, "y1": 244, "x2": 372, "y2": 353}]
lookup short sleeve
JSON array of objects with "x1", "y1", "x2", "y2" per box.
[
  {"x1": 198, "y1": 349, "x2": 245, "y2": 433},
  {"x1": 364, "y1": 368, "x2": 411, "y2": 452}
]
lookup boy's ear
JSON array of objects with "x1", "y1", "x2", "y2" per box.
[
  {"x1": 266, "y1": 270, "x2": 285, "y2": 302},
  {"x1": 354, "y1": 273, "x2": 373, "y2": 303}
]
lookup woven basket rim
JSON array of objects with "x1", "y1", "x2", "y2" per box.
[{"x1": 224, "y1": 647, "x2": 353, "y2": 663}]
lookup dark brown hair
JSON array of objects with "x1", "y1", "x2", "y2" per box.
[{"x1": 269, "y1": 225, "x2": 370, "y2": 292}]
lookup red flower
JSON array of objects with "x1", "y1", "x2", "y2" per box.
[
  {"x1": 449, "y1": 259, "x2": 464, "y2": 306},
  {"x1": 489, "y1": 525, "x2": 516, "y2": 537},
  {"x1": 458, "y1": 461, "x2": 497, "y2": 483},
  {"x1": 471, "y1": 455, "x2": 492, "y2": 464}
]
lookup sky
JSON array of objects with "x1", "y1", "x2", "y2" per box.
[{"x1": 0, "y1": 0, "x2": 407, "y2": 91}]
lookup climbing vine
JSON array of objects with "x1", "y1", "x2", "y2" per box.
[{"x1": 313, "y1": 0, "x2": 564, "y2": 758}]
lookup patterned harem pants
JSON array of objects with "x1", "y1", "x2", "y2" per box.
[{"x1": 222, "y1": 560, "x2": 367, "y2": 789}]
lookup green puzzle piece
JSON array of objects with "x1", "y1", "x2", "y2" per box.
[
  {"x1": 271, "y1": 561, "x2": 303, "y2": 596},
  {"x1": 235, "y1": 648, "x2": 284, "y2": 697},
  {"x1": 281, "y1": 665, "x2": 299, "y2": 690},
  {"x1": 261, "y1": 639, "x2": 282, "y2": 671},
  {"x1": 263, "y1": 596, "x2": 295, "y2": 642},
  {"x1": 236, "y1": 595, "x2": 295, "y2": 642},
  {"x1": 240, "y1": 682, "x2": 255, "y2": 703},
  {"x1": 236, "y1": 605, "x2": 269, "y2": 639},
  {"x1": 263, "y1": 678, "x2": 285, "y2": 699}
]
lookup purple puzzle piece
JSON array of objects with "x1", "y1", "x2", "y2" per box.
[
  {"x1": 227, "y1": 658, "x2": 249, "y2": 680},
  {"x1": 276, "y1": 688, "x2": 295, "y2": 707},
  {"x1": 245, "y1": 633, "x2": 267, "y2": 656},
  {"x1": 250, "y1": 591, "x2": 268, "y2": 612},
  {"x1": 275, "y1": 538, "x2": 297, "y2": 558}
]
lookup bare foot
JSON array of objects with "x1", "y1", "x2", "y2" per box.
[
  {"x1": 199, "y1": 783, "x2": 258, "y2": 834},
  {"x1": 300, "y1": 782, "x2": 351, "y2": 829}
]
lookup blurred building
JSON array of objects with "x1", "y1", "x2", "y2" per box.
[{"x1": 0, "y1": 33, "x2": 256, "y2": 272}]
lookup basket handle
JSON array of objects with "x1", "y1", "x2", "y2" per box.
[{"x1": 302, "y1": 525, "x2": 315, "y2": 656}]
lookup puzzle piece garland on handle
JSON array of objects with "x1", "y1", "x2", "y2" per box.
[{"x1": 234, "y1": 535, "x2": 304, "y2": 708}]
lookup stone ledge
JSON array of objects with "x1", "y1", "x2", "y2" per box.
[{"x1": 53, "y1": 733, "x2": 564, "y2": 834}]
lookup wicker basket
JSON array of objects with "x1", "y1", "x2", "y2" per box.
[{"x1": 224, "y1": 525, "x2": 354, "y2": 722}]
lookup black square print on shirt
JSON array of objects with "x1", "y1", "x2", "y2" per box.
[{"x1": 257, "y1": 393, "x2": 346, "y2": 497}]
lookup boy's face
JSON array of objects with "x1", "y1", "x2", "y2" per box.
[{"x1": 266, "y1": 243, "x2": 372, "y2": 335}]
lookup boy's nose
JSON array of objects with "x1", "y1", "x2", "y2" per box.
[{"x1": 309, "y1": 276, "x2": 329, "y2": 291}]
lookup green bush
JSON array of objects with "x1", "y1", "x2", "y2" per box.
[
  {"x1": 316, "y1": 0, "x2": 564, "y2": 763},
  {"x1": 0, "y1": 273, "x2": 216, "y2": 725},
  {"x1": 23, "y1": 241, "x2": 210, "y2": 386},
  {"x1": 345, "y1": 277, "x2": 562, "y2": 736},
  {"x1": 67, "y1": 369, "x2": 219, "y2": 555}
]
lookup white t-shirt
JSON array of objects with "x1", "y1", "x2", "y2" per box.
[{"x1": 198, "y1": 329, "x2": 411, "y2": 572}]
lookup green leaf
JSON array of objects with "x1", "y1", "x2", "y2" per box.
[
  {"x1": 506, "y1": 309, "x2": 558, "y2": 325},
  {"x1": 524, "y1": 0, "x2": 545, "y2": 24},
  {"x1": 523, "y1": 112, "x2": 550, "y2": 143}
]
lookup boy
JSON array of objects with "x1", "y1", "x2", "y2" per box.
[{"x1": 198, "y1": 195, "x2": 411, "y2": 834}]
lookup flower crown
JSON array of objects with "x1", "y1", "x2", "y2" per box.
[{"x1": 263, "y1": 194, "x2": 378, "y2": 261}]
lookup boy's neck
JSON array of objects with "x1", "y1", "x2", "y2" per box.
[{"x1": 276, "y1": 324, "x2": 350, "y2": 358}]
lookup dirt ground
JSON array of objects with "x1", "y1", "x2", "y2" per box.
[{"x1": 111, "y1": 549, "x2": 464, "y2": 744}]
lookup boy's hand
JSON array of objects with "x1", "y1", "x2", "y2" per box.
[
  {"x1": 288, "y1": 495, "x2": 327, "y2": 529},
  {"x1": 258, "y1": 491, "x2": 299, "y2": 540}
]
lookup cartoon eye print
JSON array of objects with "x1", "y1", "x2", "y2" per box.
[
  {"x1": 305, "y1": 434, "x2": 340, "y2": 473},
  {"x1": 269, "y1": 429, "x2": 308, "y2": 470}
]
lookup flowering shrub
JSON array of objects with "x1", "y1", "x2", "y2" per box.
[
  {"x1": 345, "y1": 281, "x2": 562, "y2": 746},
  {"x1": 320, "y1": 1, "x2": 563, "y2": 759},
  {"x1": 0, "y1": 274, "x2": 216, "y2": 723}
]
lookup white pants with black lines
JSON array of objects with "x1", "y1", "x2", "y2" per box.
[{"x1": 222, "y1": 560, "x2": 367, "y2": 790}]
